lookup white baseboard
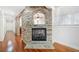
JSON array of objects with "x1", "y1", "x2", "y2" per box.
[{"x1": 54, "y1": 40, "x2": 79, "y2": 50}]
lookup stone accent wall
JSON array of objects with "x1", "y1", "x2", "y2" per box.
[{"x1": 22, "y1": 6, "x2": 53, "y2": 49}]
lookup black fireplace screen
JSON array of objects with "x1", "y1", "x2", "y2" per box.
[{"x1": 32, "y1": 28, "x2": 46, "y2": 41}]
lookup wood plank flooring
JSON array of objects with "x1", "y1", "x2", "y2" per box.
[{"x1": 0, "y1": 31, "x2": 79, "y2": 52}]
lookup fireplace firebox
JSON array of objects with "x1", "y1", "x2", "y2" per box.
[{"x1": 32, "y1": 28, "x2": 46, "y2": 41}]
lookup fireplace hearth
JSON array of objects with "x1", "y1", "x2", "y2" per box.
[{"x1": 32, "y1": 28, "x2": 46, "y2": 41}]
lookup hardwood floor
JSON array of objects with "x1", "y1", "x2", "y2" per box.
[
  {"x1": 0, "y1": 42, "x2": 2, "y2": 51},
  {"x1": 0, "y1": 31, "x2": 79, "y2": 52}
]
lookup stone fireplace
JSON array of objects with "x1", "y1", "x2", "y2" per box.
[{"x1": 21, "y1": 6, "x2": 53, "y2": 49}]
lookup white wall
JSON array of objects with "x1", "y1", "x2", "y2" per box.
[
  {"x1": 53, "y1": 26, "x2": 79, "y2": 50},
  {"x1": 54, "y1": 7, "x2": 79, "y2": 50},
  {"x1": 5, "y1": 14, "x2": 15, "y2": 33},
  {"x1": 0, "y1": 9, "x2": 6, "y2": 41}
]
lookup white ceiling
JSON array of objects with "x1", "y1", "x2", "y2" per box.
[
  {"x1": 1, "y1": 6, "x2": 79, "y2": 17},
  {"x1": 0, "y1": 6, "x2": 25, "y2": 16},
  {"x1": 55, "y1": 6, "x2": 79, "y2": 16}
]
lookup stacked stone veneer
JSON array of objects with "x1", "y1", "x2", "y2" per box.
[{"x1": 22, "y1": 6, "x2": 53, "y2": 49}]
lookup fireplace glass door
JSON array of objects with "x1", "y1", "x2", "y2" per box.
[{"x1": 32, "y1": 28, "x2": 46, "y2": 41}]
